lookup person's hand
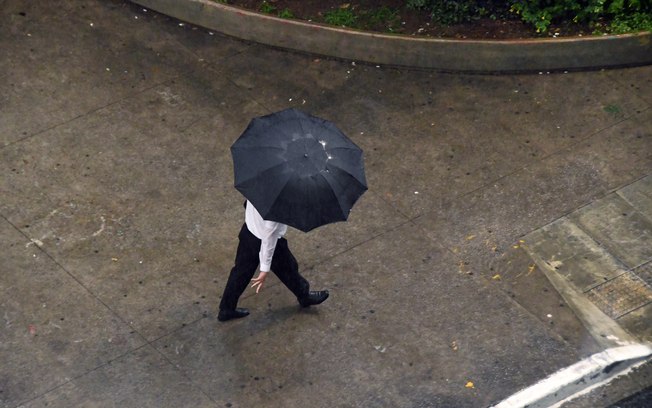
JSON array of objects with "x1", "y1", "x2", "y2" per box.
[{"x1": 250, "y1": 271, "x2": 268, "y2": 293}]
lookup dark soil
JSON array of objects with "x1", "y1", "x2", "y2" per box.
[{"x1": 224, "y1": 0, "x2": 594, "y2": 39}]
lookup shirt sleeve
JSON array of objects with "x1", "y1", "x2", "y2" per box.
[
  {"x1": 258, "y1": 233, "x2": 278, "y2": 272},
  {"x1": 245, "y1": 201, "x2": 288, "y2": 272}
]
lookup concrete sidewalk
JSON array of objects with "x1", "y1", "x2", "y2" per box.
[{"x1": 1, "y1": 1, "x2": 651, "y2": 407}]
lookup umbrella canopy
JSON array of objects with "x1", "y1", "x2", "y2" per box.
[{"x1": 231, "y1": 108, "x2": 368, "y2": 232}]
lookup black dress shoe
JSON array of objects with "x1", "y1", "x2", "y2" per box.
[
  {"x1": 299, "y1": 290, "x2": 329, "y2": 307},
  {"x1": 217, "y1": 308, "x2": 250, "y2": 322}
]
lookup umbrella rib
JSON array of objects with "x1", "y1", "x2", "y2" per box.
[
  {"x1": 257, "y1": 171, "x2": 295, "y2": 221},
  {"x1": 319, "y1": 171, "x2": 363, "y2": 218},
  {"x1": 296, "y1": 115, "x2": 309, "y2": 139},
  {"x1": 232, "y1": 144, "x2": 286, "y2": 152},
  {"x1": 319, "y1": 174, "x2": 347, "y2": 219},
  {"x1": 234, "y1": 160, "x2": 291, "y2": 186},
  {"x1": 324, "y1": 162, "x2": 367, "y2": 187}
]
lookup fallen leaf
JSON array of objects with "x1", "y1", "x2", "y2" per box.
[
  {"x1": 465, "y1": 381, "x2": 474, "y2": 389},
  {"x1": 492, "y1": 274, "x2": 501, "y2": 280}
]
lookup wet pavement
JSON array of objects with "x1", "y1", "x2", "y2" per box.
[
  {"x1": 1, "y1": 1, "x2": 651, "y2": 407},
  {"x1": 525, "y1": 175, "x2": 652, "y2": 348}
]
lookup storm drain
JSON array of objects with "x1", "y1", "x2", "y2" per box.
[{"x1": 586, "y1": 271, "x2": 652, "y2": 319}]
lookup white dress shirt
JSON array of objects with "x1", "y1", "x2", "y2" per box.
[{"x1": 245, "y1": 201, "x2": 288, "y2": 272}]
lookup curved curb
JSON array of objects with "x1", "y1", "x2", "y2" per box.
[
  {"x1": 491, "y1": 344, "x2": 652, "y2": 408},
  {"x1": 131, "y1": 0, "x2": 652, "y2": 73}
]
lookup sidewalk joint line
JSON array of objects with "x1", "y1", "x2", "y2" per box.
[
  {"x1": 3, "y1": 209, "x2": 215, "y2": 405},
  {"x1": 516, "y1": 171, "x2": 652, "y2": 245},
  {"x1": 0, "y1": 213, "x2": 151, "y2": 345},
  {"x1": 1, "y1": 77, "x2": 181, "y2": 151},
  {"x1": 420, "y1": 110, "x2": 646, "y2": 220},
  {"x1": 145, "y1": 320, "x2": 220, "y2": 405},
  {"x1": 10, "y1": 341, "x2": 155, "y2": 408}
]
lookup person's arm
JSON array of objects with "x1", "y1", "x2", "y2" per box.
[
  {"x1": 258, "y1": 234, "x2": 278, "y2": 273},
  {"x1": 250, "y1": 229, "x2": 280, "y2": 293}
]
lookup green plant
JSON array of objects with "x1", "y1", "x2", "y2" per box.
[
  {"x1": 409, "y1": 0, "x2": 651, "y2": 33},
  {"x1": 368, "y1": 6, "x2": 400, "y2": 26},
  {"x1": 408, "y1": 1, "x2": 511, "y2": 25},
  {"x1": 609, "y1": 10, "x2": 652, "y2": 32},
  {"x1": 278, "y1": 8, "x2": 295, "y2": 19},
  {"x1": 406, "y1": 0, "x2": 429, "y2": 9},
  {"x1": 258, "y1": 2, "x2": 294, "y2": 19},
  {"x1": 324, "y1": 7, "x2": 357, "y2": 27},
  {"x1": 509, "y1": 0, "x2": 652, "y2": 33},
  {"x1": 259, "y1": 1, "x2": 276, "y2": 14}
]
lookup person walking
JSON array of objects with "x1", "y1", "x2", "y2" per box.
[
  {"x1": 217, "y1": 201, "x2": 329, "y2": 322},
  {"x1": 221, "y1": 108, "x2": 367, "y2": 322}
]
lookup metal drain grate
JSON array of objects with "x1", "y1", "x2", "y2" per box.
[
  {"x1": 633, "y1": 261, "x2": 652, "y2": 288},
  {"x1": 586, "y1": 271, "x2": 652, "y2": 319}
]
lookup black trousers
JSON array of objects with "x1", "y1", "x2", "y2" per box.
[{"x1": 219, "y1": 223, "x2": 310, "y2": 311}]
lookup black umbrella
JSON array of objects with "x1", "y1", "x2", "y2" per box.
[{"x1": 231, "y1": 108, "x2": 368, "y2": 232}]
